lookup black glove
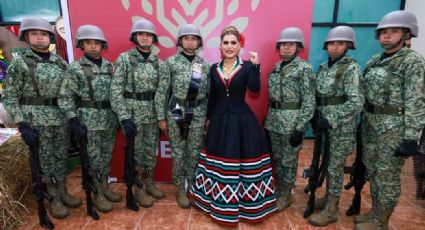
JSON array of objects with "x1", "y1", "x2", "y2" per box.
[
  {"x1": 316, "y1": 116, "x2": 332, "y2": 130},
  {"x1": 17, "y1": 122, "x2": 37, "y2": 146},
  {"x1": 395, "y1": 139, "x2": 420, "y2": 157},
  {"x1": 289, "y1": 130, "x2": 304, "y2": 147},
  {"x1": 121, "y1": 119, "x2": 138, "y2": 138},
  {"x1": 68, "y1": 117, "x2": 87, "y2": 140}
]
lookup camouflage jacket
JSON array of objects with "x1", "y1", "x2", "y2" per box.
[
  {"x1": 316, "y1": 55, "x2": 364, "y2": 131},
  {"x1": 363, "y1": 47, "x2": 425, "y2": 140},
  {"x1": 110, "y1": 48, "x2": 161, "y2": 124},
  {"x1": 58, "y1": 56, "x2": 118, "y2": 130},
  {"x1": 3, "y1": 48, "x2": 68, "y2": 126},
  {"x1": 154, "y1": 53, "x2": 210, "y2": 128},
  {"x1": 265, "y1": 57, "x2": 315, "y2": 134}
]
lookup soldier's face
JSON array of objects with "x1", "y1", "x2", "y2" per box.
[
  {"x1": 378, "y1": 28, "x2": 403, "y2": 49},
  {"x1": 136, "y1": 32, "x2": 153, "y2": 50},
  {"x1": 220, "y1": 34, "x2": 240, "y2": 59},
  {"x1": 82, "y1": 40, "x2": 102, "y2": 58},
  {"x1": 26, "y1": 30, "x2": 50, "y2": 51},
  {"x1": 279, "y1": 42, "x2": 297, "y2": 61},
  {"x1": 326, "y1": 41, "x2": 347, "y2": 60},
  {"x1": 181, "y1": 35, "x2": 199, "y2": 55}
]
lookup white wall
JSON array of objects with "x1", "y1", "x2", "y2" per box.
[{"x1": 405, "y1": 0, "x2": 425, "y2": 56}]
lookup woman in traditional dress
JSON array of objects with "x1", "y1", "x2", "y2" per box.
[{"x1": 189, "y1": 26, "x2": 277, "y2": 226}]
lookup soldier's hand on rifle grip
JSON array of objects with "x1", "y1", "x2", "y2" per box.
[
  {"x1": 17, "y1": 122, "x2": 37, "y2": 146},
  {"x1": 121, "y1": 119, "x2": 138, "y2": 138},
  {"x1": 68, "y1": 117, "x2": 87, "y2": 140},
  {"x1": 159, "y1": 119, "x2": 168, "y2": 136},
  {"x1": 289, "y1": 130, "x2": 304, "y2": 147},
  {"x1": 395, "y1": 139, "x2": 420, "y2": 157}
]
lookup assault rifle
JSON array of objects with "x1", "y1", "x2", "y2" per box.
[
  {"x1": 28, "y1": 128, "x2": 55, "y2": 229},
  {"x1": 124, "y1": 133, "x2": 143, "y2": 211},
  {"x1": 303, "y1": 112, "x2": 330, "y2": 218},
  {"x1": 343, "y1": 121, "x2": 367, "y2": 216},
  {"x1": 78, "y1": 124, "x2": 100, "y2": 220}
]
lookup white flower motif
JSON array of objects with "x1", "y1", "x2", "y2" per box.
[
  {"x1": 227, "y1": 0, "x2": 239, "y2": 16},
  {"x1": 121, "y1": 0, "x2": 263, "y2": 50},
  {"x1": 141, "y1": 0, "x2": 153, "y2": 15},
  {"x1": 121, "y1": 0, "x2": 130, "y2": 11}
]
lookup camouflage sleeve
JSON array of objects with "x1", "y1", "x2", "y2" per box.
[
  {"x1": 110, "y1": 54, "x2": 131, "y2": 121},
  {"x1": 295, "y1": 64, "x2": 315, "y2": 131},
  {"x1": 403, "y1": 57, "x2": 425, "y2": 140},
  {"x1": 3, "y1": 59, "x2": 25, "y2": 123},
  {"x1": 206, "y1": 62, "x2": 211, "y2": 99},
  {"x1": 327, "y1": 64, "x2": 364, "y2": 128},
  {"x1": 58, "y1": 64, "x2": 79, "y2": 119},
  {"x1": 154, "y1": 60, "x2": 171, "y2": 121}
]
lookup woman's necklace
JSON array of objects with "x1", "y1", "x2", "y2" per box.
[{"x1": 223, "y1": 60, "x2": 237, "y2": 80}]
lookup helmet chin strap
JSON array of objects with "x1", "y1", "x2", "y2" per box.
[
  {"x1": 281, "y1": 47, "x2": 301, "y2": 61},
  {"x1": 381, "y1": 32, "x2": 407, "y2": 50},
  {"x1": 137, "y1": 45, "x2": 152, "y2": 52}
]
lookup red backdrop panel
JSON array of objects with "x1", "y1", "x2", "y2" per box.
[{"x1": 67, "y1": 0, "x2": 314, "y2": 182}]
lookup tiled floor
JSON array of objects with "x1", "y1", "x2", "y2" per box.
[{"x1": 18, "y1": 141, "x2": 425, "y2": 230}]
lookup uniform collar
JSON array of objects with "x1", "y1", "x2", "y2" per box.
[
  {"x1": 130, "y1": 47, "x2": 157, "y2": 62},
  {"x1": 277, "y1": 56, "x2": 300, "y2": 70},
  {"x1": 321, "y1": 55, "x2": 353, "y2": 69},
  {"x1": 177, "y1": 52, "x2": 203, "y2": 64},
  {"x1": 26, "y1": 48, "x2": 63, "y2": 63}
]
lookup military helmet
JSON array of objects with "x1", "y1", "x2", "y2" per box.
[
  {"x1": 323, "y1": 26, "x2": 356, "y2": 50},
  {"x1": 177, "y1": 24, "x2": 203, "y2": 47},
  {"x1": 75, "y1": 25, "x2": 107, "y2": 48},
  {"x1": 276, "y1": 27, "x2": 304, "y2": 48},
  {"x1": 18, "y1": 16, "x2": 55, "y2": 42},
  {"x1": 130, "y1": 19, "x2": 158, "y2": 43},
  {"x1": 376, "y1": 10, "x2": 418, "y2": 39}
]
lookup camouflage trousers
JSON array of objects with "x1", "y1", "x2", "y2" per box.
[
  {"x1": 324, "y1": 127, "x2": 355, "y2": 196},
  {"x1": 87, "y1": 126, "x2": 117, "y2": 175},
  {"x1": 37, "y1": 125, "x2": 70, "y2": 181},
  {"x1": 362, "y1": 123, "x2": 406, "y2": 209},
  {"x1": 134, "y1": 122, "x2": 159, "y2": 173},
  {"x1": 168, "y1": 119, "x2": 204, "y2": 187},
  {"x1": 269, "y1": 131, "x2": 302, "y2": 187}
]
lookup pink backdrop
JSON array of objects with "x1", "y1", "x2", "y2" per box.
[{"x1": 67, "y1": 0, "x2": 314, "y2": 182}]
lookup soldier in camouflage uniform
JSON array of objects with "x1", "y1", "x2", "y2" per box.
[
  {"x1": 58, "y1": 25, "x2": 121, "y2": 213},
  {"x1": 404, "y1": 15, "x2": 425, "y2": 201},
  {"x1": 355, "y1": 11, "x2": 425, "y2": 230},
  {"x1": 307, "y1": 26, "x2": 364, "y2": 227},
  {"x1": 3, "y1": 16, "x2": 82, "y2": 219},
  {"x1": 264, "y1": 27, "x2": 315, "y2": 212},
  {"x1": 110, "y1": 19, "x2": 163, "y2": 208},
  {"x1": 155, "y1": 24, "x2": 210, "y2": 208}
]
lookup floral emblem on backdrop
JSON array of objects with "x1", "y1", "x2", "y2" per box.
[{"x1": 119, "y1": 0, "x2": 262, "y2": 55}]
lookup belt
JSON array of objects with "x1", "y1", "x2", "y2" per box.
[
  {"x1": 269, "y1": 101, "x2": 301, "y2": 110},
  {"x1": 20, "y1": 97, "x2": 58, "y2": 106},
  {"x1": 79, "y1": 100, "x2": 112, "y2": 109},
  {"x1": 123, "y1": 91, "x2": 155, "y2": 101},
  {"x1": 175, "y1": 98, "x2": 206, "y2": 107},
  {"x1": 316, "y1": 95, "x2": 348, "y2": 106},
  {"x1": 364, "y1": 102, "x2": 404, "y2": 115}
]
